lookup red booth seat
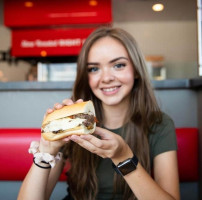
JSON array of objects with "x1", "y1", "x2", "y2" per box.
[
  {"x1": 176, "y1": 128, "x2": 199, "y2": 182},
  {"x1": 0, "y1": 128, "x2": 199, "y2": 182},
  {"x1": 0, "y1": 128, "x2": 67, "y2": 181}
]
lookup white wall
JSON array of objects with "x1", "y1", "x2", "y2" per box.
[{"x1": 114, "y1": 21, "x2": 198, "y2": 79}]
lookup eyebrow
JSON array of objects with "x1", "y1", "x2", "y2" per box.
[
  {"x1": 87, "y1": 57, "x2": 128, "y2": 66},
  {"x1": 109, "y1": 57, "x2": 128, "y2": 63}
]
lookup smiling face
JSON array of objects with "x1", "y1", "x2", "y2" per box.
[{"x1": 87, "y1": 36, "x2": 135, "y2": 107}]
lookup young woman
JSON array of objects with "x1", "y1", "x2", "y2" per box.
[{"x1": 18, "y1": 27, "x2": 180, "y2": 200}]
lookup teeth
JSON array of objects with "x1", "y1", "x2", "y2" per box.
[{"x1": 103, "y1": 87, "x2": 117, "y2": 92}]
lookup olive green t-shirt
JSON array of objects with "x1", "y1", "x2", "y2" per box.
[{"x1": 96, "y1": 113, "x2": 177, "y2": 200}]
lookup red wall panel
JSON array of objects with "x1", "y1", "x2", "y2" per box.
[{"x1": 4, "y1": 0, "x2": 112, "y2": 27}]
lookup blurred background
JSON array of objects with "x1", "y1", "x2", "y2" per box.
[
  {"x1": 0, "y1": 1, "x2": 202, "y2": 200},
  {"x1": 0, "y1": 0, "x2": 199, "y2": 82}
]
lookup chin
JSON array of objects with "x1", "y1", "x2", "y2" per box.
[{"x1": 101, "y1": 98, "x2": 123, "y2": 106}]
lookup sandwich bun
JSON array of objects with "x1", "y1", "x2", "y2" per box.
[{"x1": 41, "y1": 101, "x2": 96, "y2": 141}]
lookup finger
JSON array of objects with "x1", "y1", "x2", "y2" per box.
[
  {"x1": 62, "y1": 99, "x2": 74, "y2": 106},
  {"x1": 46, "y1": 108, "x2": 54, "y2": 114},
  {"x1": 62, "y1": 137, "x2": 71, "y2": 142},
  {"x1": 44, "y1": 105, "x2": 60, "y2": 120},
  {"x1": 69, "y1": 135, "x2": 105, "y2": 155},
  {"x1": 80, "y1": 134, "x2": 109, "y2": 149},
  {"x1": 54, "y1": 102, "x2": 63, "y2": 109},
  {"x1": 75, "y1": 99, "x2": 83, "y2": 103},
  {"x1": 43, "y1": 108, "x2": 54, "y2": 119}
]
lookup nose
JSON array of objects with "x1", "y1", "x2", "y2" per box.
[{"x1": 101, "y1": 68, "x2": 115, "y2": 83}]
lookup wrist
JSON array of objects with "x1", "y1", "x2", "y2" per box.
[
  {"x1": 111, "y1": 144, "x2": 133, "y2": 165},
  {"x1": 112, "y1": 154, "x2": 139, "y2": 176},
  {"x1": 29, "y1": 141, "x2": 62, "y2": 168},
  {"x1": 39, "y1": 146, "x2": 60, "y2": 156},
  {"x1": 39, "y1": 138, "x2": 61, "y2": 156},
  {"x1": 33, "y1": 158, "x2": 51, "y2": 169}
]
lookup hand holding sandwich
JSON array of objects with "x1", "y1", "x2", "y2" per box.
[
  {"x1": 42, "y1": 99, "x2": 132, "y2": 163},
  {"x1": 42, "y1": 99, "x2": 96, "y2": 141},
  {"x1": 68, "y1": 127, "x2": 133, "y2": 165},
  {"x1": 39, "y1": 99, "x2": 95, "y2": 154}
]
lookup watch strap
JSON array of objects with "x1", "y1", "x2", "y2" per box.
[{"x1": 112, "y1": 162, "x2": 121, "y2": 174}]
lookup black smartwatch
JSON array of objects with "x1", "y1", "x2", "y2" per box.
[{"x1": 112, "y1": 154, "x2": 138, "y2": 176}]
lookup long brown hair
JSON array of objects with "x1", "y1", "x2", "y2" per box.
[{"x1": 63, "y1": 27, "x2": 162, "y2": 200}]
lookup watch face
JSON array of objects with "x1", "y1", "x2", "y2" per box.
[{"x1": 118, "y1": 159, "x2": 136, "y2": 176}]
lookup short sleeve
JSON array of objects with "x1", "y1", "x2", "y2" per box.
[{"x1": 149, "y1": 113, "x2": 178, "y2": 162}]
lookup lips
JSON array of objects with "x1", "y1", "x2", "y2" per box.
[{"x1": 101, "y1": 86, "x2": 121, "y2": 94}]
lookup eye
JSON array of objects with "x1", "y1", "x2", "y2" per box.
[
  {"x1": 114, "y1": 63, "x2": 126, "y2": 69},
  {"x1": 87, "y1": 66, "x2": 99, "y2": 73}
]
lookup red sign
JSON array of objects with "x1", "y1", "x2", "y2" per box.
[
  {"x1": 12, "y1": 28, "x2": 95, "y2": 57},
  {"x1": 4, "y1": 0, "x2": 112, "y2": 27}
]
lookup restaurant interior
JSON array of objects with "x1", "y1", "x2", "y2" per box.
[{"x1": 0, "y1": 0, "x2": 201, "y2": 200}]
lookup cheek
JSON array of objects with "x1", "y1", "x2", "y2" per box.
[
  {"x1": 125, "y1": 71, "x2": 134, "y2": 79},
  {"x1": 126, "y1": 67, "x2": 135, "y2": 83},
  {"x1": 119, "y1": 70, "x2": 135, "y2": 85},
  {"x1": 88, "y1": 75, "x2": 98, "y2": 89}
]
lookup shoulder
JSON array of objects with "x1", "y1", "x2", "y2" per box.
[
  {"x1": 152, "y1": 113, "x2": 175, "y2": 133},
  {"x1": 149, "y1": 113, "x2": 175, "y2": 139},
  {"x1": 149, "y1": 113, "x2": 177, "y2": 160}
]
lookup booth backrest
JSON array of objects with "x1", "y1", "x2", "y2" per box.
[
  {"x1": 0, "y1": 128, "x2": 199, "y2": 182},
  {"x1": 0, "y1": 128, "x2": 67, "y2": 181},
  {"x1": 176, "y1": 128, "x2": 199, "y2": 182}
]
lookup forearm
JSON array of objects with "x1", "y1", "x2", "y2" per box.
[
  {"x1": 17, "y1": 164, "x2": 51, "y2": 200},
  {"x1": 123, "y1": 163, "x2": 177, "y2": 200},
  {"x1": 46, "y1": 158, "x2": 65, "y2": 199},
  {"x1": 112, "y1": 146, "x2": 179, "y2": 200}
]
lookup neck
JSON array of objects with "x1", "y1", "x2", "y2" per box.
[{"x1": 102, "y1": 102, "x2": 129, "y2": 129}]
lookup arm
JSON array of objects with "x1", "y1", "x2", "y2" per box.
[
  {"x1": 68, "y1": 127, "x2": 180, "y2": 200},
  {"x1": 120, "y1": 151, "x2": 180, "y2": 200},
  {"x1": 17, "y1": 164, "x2": 53, "y2": 200},
  {"x1": 17, "y1": 138, "x2": 66, "y2": 200},
  {"x1": 46, "y1": 158, "x2": 66, "y2": 199},
  {"x1": 17, "y1": 159, "x2": 65, "y2": 200},
  {"x1": 18, "y1": 99, "x2": 82, "y2": 200}
]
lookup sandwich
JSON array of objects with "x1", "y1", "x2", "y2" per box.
[{"x1": 41, "y1": 101, "x2": 96, "y2": 141}]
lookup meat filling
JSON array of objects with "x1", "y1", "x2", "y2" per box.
[
  {"x1": 72, "y1": 113, "x2": 95, "y2": 130},
  {"x1": 44, "y1": 113, "x2": 95, "y2": 134}
]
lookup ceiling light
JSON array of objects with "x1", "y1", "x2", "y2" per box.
[
  {"x1": 89, "y1": 0, "x2": 98, "y2": 6},
  {"x1": 40, "y1": 51, "x2": 47, "y2": 57},
  {"x1": 24, "y1": 1, "x2": 34, "y2": 8},
  {"x1": 152, "y1": 3, "x2": 164, "y2": 12}
]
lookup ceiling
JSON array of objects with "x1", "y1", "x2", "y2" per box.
[{"x1": 112, "y1": 0, "x2": 197, "y2": 22}]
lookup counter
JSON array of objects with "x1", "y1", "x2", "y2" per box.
[{"x1": 0, "y1": 78, "x2": 202, "y2": 91}]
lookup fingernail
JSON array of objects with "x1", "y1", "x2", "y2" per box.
[
  {"x1": 56, "y1": 104, "x2": 62, "y2": 109},
  {"x1": 63, "y1": 138, "x2": 70, "y2": 142},
  {"x1": 47, "y1": 108, "x2": 53, "y2": 113},
  {"x1": 76, "y1": 99, "x2": 83, "y2": 103}
]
